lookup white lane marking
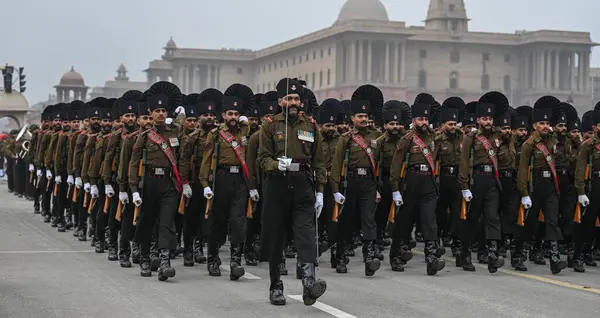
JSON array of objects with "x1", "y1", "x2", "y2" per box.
[
  {"x1": 219, "y1": 265, "x2": 261, "y2": 279},
  {"x1": 0, "y1": 250, "x2": 95, "y2": 254},
  {"x1": 288, "y1": 295, "x2": 357, "y2": 318}
]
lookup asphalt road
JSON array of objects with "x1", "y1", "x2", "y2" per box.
[{"x1": 0, "y1": 185, "x2": 599, "y2": 318}]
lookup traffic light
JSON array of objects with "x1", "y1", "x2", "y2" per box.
[
  {"x1": 18, "y1": 67, "x2": 26, "y2": 93},
  {"x1": 2, "y1": 67, "x2": 12, "y2": 93}
]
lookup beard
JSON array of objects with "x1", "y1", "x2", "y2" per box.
[
  {"x1": 387, "y1": 128, "x2": 399, "y2": 135},
  {"x1": 102, "y1": 125, "x2": 112, "y2": 133},
  {"x1": 445, "y1": 128, "x2": 456, "y2": 136},
  {"x1": 416, "y1": 124, "x2": 428, "y2": 133}
]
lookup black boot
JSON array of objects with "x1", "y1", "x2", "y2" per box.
[
  {"x1": 78, "y1": 226, "x2": 87, "y2": 241},
  {"x1": 329, "y1": 243, "x2": 338, "y2": 269},
  {"x1": 43, "y1": 213, "x2": 51, "y2": 223},
  {"x1": 51, "y1": 216, "x2": 58, "y2": 227},
  {"x1": 183, "y1": 244, "x2": 194, "y2": 267},
  {"x1": 157, "y1": 248, "x2": 176, "y2": 281},
  {"x1": 57, "y1": 217, "x2": 66, "y2": 232},
  {"x1": 425, "y1": 241, "x2": 445, "y2": 276},
  {"x1": 510, "y1": 240, "x2": 527, "y2": 271},
  {"x1": 301, "y1": 263, "x2": 327, "y2": 306},
  {"x1": 529, "y1": 242, "x2": 546, "y2": 265},
  {"x1": 107, "y1": 242, "x2": 118, "y2": 261},
  {"x1": 451, "y1": 238, "x2": 461, "y2": 257},
  {"x1": 34, "y1": 202, "x2": 40, "y2": 214},
  {"x1": 279, "y1": 254, "x2": 288, "y2": 276},
  {"x1": 549, "y1": 241, "x2": 567, "y2": 274},
  {"x1": 150, "y1": 240, "x2": 160, "y2": 271},
  {"x1": 194, "y1": 237, "x2": 207, "y2": 264},
  {"x1": 487, "y1": 240, "x2": 505, "y2": 273},
  {"x1": 230, "y1": 244, "x2": 245, "y2": 281},
  {"x1": 335, "y1": 243, "x2": 348, "y2": 273},
  {"x1": 457, "y1": 242, "x2": 475, "y2": 271},
  {"x1": 140, "y1": 251, "x2": 151, "y2": 277},
  {"x1": 95, "y1": 241, "x2": 105, "y2": 254},
  {"x1": 244, "y1": 243, "x2": 258, "y2": 266},
  {"x1": 207, "y1": 243, "x2": 221, "y2": 277},
  {"x1": 131, "y1": 240, "x2": 140, "y2": 264},
  {"x1": 284, "y1": 243, "x2": 296, "y2": 258},
  {"x1": 295, "y1": 258, "x2": 302, "y2": 279},
  {"x1": 119, "y1": 244, "x2": 132, "y2": 268},
  {"x1": 269, "y1": 264, "x2": 286, "y2": 306},
  {"x1": 65, "y1": 210, "x2": 73, "y2": 230},
  {"x1": 572, "y1": 242, "x2": 585, "y2": 273},
  {"x1": 363, "y1": 240, "x2": 381, "y2": 277}
]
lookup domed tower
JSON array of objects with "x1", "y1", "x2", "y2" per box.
[
  {"x1": 54, "y1": 66, "x2": 89, "y2": 102},
  {"x1": 334, "y1": 0, "x2": 389, "y2": 25},
  {"x1": 424, "y1": 0, "x2": 469, "y2": 32},
  {"x1": 164, "y1": 36, "x2": 177, "y2": 57},
  {"x1": 116, "y1": 63, "x2": 129, "y2": 81}
]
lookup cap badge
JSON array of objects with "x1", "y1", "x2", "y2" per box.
[
  {"x1": 424, "y1": 110, "x2": 428, "y2": 115},
  {"x1": 330, "y1": 116, "x2": 334, "y2": 121},
  {"x1": 269, "y1": 106, "x2": 273, "y2": 110},
  {"x1": 57, "y1": 114, "x2": 60, "y2": 118},
  {"x1": 128, "y1": 106, "x2": 132, "y2": 110},
  {"x1": 544, "y1": 115, "x2": 547, "y2": 119},
  {"x1": 107, "y1": 113, "x2": 111, "y2": 116},
  {"x1": 393, "y1": 115, "x2": 398, "y2": 120},
  {"x1": 291, "y1": 85, "x2": 296, "y2": 91},
  {"x1": 233, "y1": 101, "x2": 238, "y2": 107},
  {"x1": 208, "y1": 105, "x2": 212, "y2": 110},
  {"x1": 487, "y1": 108, "x2": 491, "y2": 113},
  {"x1": 504, "y1": 119, "x2": 507, "y2": 123},
  {"x1": 158, "y1": 100, "x2": 162, "y2": 105},
  {"x1": 453, "y1": 114, "x2": 456, "y2": 119}
]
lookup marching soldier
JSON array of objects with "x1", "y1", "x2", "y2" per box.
[
  {"x1": 128, "y1": 81, "x2": 185, "y2": 281},
  {"x1": 65, "y1": 101, "x2": 85, "y2": 233},
  {"x1": 435, "y1": 98, "x2": 465, "y2": 258},
  {"x1": 29, "y1": 110, "x2": 51, "y2": 214},
  {"x1": 25, "y1": 124, "x2": 40, "y2": 204},
  {"x1": 35, "y1": 105, "x2": 55, "y2": 222},
  {"x1": 52, "y1": 103, "x2": 77, "y2": 232},
  {"x1": 516, "y1": 96, "x2": 568, "y2": 274},
  {"x1": 458, "y1": 97, "x2": 505, "y2": 273},
  {"x1": 199, "y1": 83, "x2": 253, "y2": 280},
  {"x1": 44, "y1": 104, "x2": 66, "y2": 226},
  {"x1": 14, "y1": 129, "x2": 27, "y2": 198},
  {"x1": 390, "y1": 102, "x2": 445, "y2": 275},
  {"x1": 4, "y1": 130, "x2": 16, "y2": 194},
  {"x1": 258, "y1": 78, "x2": 327, "y2": 306}
]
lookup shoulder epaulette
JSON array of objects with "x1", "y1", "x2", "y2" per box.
[
  {"x1": 210, "y1": 127, "x2": 219, "y2": 134},
  {"x1": 188, "y1": 129, "x2": 200, "y2": 137}
]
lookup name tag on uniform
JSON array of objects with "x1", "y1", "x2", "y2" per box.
[
  {"x1": 154, "y1": 168, "x2": 165, "y2": 175},
  {"x1": 230, "y1": 166, "x2": 239, "y2": 173},
  {"x1": 484, "y1": 165, "x2": 492, "y2": 173},
  {"x1": 169, "y1": 137, "x2": 179, "y2": 147},
  {"x1": 357, "y1": 168, "x2": 367, "y2": 175},
  {"x1": 542, "y1": 171, "x2": 551, "y2": 178},
  {"x1": 297, "y1": 130, "x2": 314, "y2": 142}
]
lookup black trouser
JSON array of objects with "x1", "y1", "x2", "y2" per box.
[
  {"x1": 375, "y1": 170, "x2": 392, "y2": 240},
  {"x1": 120, "y1": 197, "x2": 135, "y2": 251},
  {"x1": 557, "y1": 172, "x2": 577, "y2": 240},
  {"x1": 321, "y1": 179, "x2": 337, "y2": 243},
  {"x1": 184, "y1": 181, "x2": 206, "y2": 247},
  {"x1": 518, "y1": 170, "x2": 563, "y2": 242},
  {"x1": 94, "y1": 181, "x2": 109, "y2": 243},
  {"x1": 336, "y1": 172, "x2": 377, "y2": 252},
  {"x1": 41, "y1": 174, "x2": 53, "y2": 215},
  {"x1": 26, "y1": 166, "x2": 36, "y2": 197},
  {"x1": 393, "y1": 168, "x2": 438, "y2": 242},
  {"x1": 6, "y1": 157, "x2": 14, "y2": 191},
  {"x1": 245, "y1": 183, "x2": 263, "y2": 248},
  {"x1": 136, "y1": 174, "x2": 179, "y2": 254},
  {"x1": 260, "y1": 172, "x2": 317, "y2": 268},
  {"x1": 15, "y1": 158, "x2": 26, "y2": 195},
  {"x1": 498, "y1": 171, "x2": 519, "y2": 237},
  {"x1": 30, "y1": 174, "x2": 40, "y2": 210},
  {"x1": 573, "y1": 178, "x2": 600, "y2": 250},
  {"x1": 460, "y1": 169, "x2": 501, "y2": 244},
  {"x1": 435, "y1": 170, "x2": 461, "y2": 238},
  {"x1": 77, "y1": 187, "x2": 88, "y2": 230},
  {"x1": 208, "y1": 169, "x2": 248, "y2": 248},
  {"x1": 55, "y1": 172, "x2": 68, "y2": 220},
  {"x1": 107, "y1": 185, "x2": 120, "y2": 248}
]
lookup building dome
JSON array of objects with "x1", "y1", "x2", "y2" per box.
[
  {"x1": 0, "y1": 92, "x2": 30, "y2": 111},
  {"x1": 335, "y1": 0, "x2": 389, "y2": 24},
  {"x1": 58, "y1": 66, "x2": 86, "y2": 87},
  {"x1": 165, "y1": 36, "x2": 177, "y2": 49}
]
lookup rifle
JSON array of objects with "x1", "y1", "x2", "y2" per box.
[
  {"x1": 133, "y1": 147, "x2": 147, "y2": 225},
  {"x1": 574, "y1": 149, "x2": 592, "y2": 224},
  {"x1": 103, "y1": 195, "x2": 110, "y2": 214},
  {"x1": 460, "y1": 146, "x2": 475, "y2": 220},
  {"x1": 205, "y1": 133, "x2": 219, "y2": 220},
  {"x1": 332, "y1": 148, "x2": 349, "y2": 223}
]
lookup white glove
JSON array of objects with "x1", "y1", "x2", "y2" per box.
[
  {"x1": 67, "y1": 175, "x2": 74, "y2": 185},
  {"x1": 36, "y1": 169, "x2": 42, "y2": 177},
  {"x1": 119, "y1": 192, "x2": 129, "y2": 203},
  {"x1": 105, "y1": 184, "x2": 115, "y2": 198},
  {"x1": 277, "y1": 157, "x2": 292, "y2": 172},
  {"x1": 28, "y1": 164, "x2": 34, "y2": 172},
  {"x1": 90, "y1": 185, "x2": 99, "y2": 198},
  {"x1": 239, "y1": 116, "x2": 249, "y2": 124},
  {"x1": 174, "y1": 106, "x2": 186, "y2": 116},
  {"x1": 75, "y1": 177, "x2": 82, "y2": 188},
  {"x1": 183, "y1": 183, "x2": 192, "y2": 199},
  {"x1": 462, "y1": 189, "x2": 473, "y2": 202},
  {"x1": 84, "y1": 182, "x2": 91, "y2": 193},
  {"x1": 132, "y1": 192, "x2": 142, "y2": 207},
  {"x1": 249, "y1": 189, "x2": 260, "y2": 202},
  {"x1": 203, "y1": 187, "x2": 214, "y2": 199},
  {"x1": 521, "y1": 196, "x2": 532, "y2": 209},
  {"x1": 46, "y1": 170, "x2": 53, "y2": 179},
  {"x1": 334, "y1": 192, "x2": 345, "y2": 205},
  {"x1": 55, "y1": 176, "x2": 62, "y2": 184},
  {"x1": 392, "y1": 191, "x2": 404, "y2": 206},
  {"x1": 165, "y1": 118, "x2": 173, "y2": 125},
  {"x1": 578, "y1": 195, "x2": 590, "y2": 207},
  {"x1": 315, "y1": 192, "x2": 324, "y2": 218},
  {"x1": 376, "y1": 191, "x2": 381, "y2": 203}
]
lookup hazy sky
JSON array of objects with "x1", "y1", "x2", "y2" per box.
[{"x1": 2, "y1": 0, "x2": 599, "y2": 104}]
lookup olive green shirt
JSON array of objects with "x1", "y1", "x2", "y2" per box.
[
  {"x1": 459, "y1": 129, "x2": 502, "y2": 190},
  {"x1": 574, "y1": 133, "x2": 600, "y2": 195},
  {"x1": 390, "y1": 129, "x2": 437, "y2": 192},
  {"x1": 516, "y1": 131, "x2": 559, "y2": 197}
]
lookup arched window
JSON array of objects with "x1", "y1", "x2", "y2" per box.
[
  {"x1": 504, "y1": 75, "x2": 511, "y2": 92},
  {"x1": 418, "y1": 70, "x2": 427, "y2": 89},
  {"x1": 449, "y1": 72, "x2": 459, "y2": 89},
  {"x1": 481, "y1": 74, "x2": 490, "y2": 90}
]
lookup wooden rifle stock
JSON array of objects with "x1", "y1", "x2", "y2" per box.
[
  {"x1": 204, "y1": 199, "x2": 212, "y2": 219},
  {"x1": 67, "y1": 184, "x2": 72, "y2": 199},
  {"x1": 88, "y1": 198, "x2": 96, "y2": 214},
  {"x1": 133, "y1": 206, "x2": 140, "y2": 225},
  {"x1": 460, "y1": 198, "x2": 467, "y2": 220},
  {"x1": 178, "y1": 193, "x2": 185, "y2": 215},
  {"x1": 103, "y1": 196, "x2": 110, "y2": 214},
  {"x1": 332, "y1": 203, "x2": 339, "y2": 223},
  {"x1": 246, "y1": 198, "x2": 253, "y2": 218},
  {"x1": 574, "y1": 203, "x2": 582, "y2": 224},
  {"x1": 387, "y1": 203, "x2": 396, "y2": 224},
  {"x1": 538, "y1": 210, "x2": 545, "y2": 222},
  {"x1": 53, "y1": 183, "x2": 58, "y2": 197},
  {"x1": 596, "y1": 217, "x2": 600, "y2": 227},
  {"x1": 115, "y1": 200, "x2": 123, "y2": 221},
  {"x1": 72, "y1": 187, "x2": 79, "y2": 202},
  {"x1": 83, "y1": 192, "x2": 89, "y2": 207},
  {"x1": 517, "y1": 204, "x2": 525, "y2": 226}
]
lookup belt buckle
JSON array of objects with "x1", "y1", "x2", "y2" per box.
[
  {"x1": 154, "y1": 168, "x2": 165, "y2": 175},
  {"x1": 449, "y1": 167, "x2": 454, "y2": 174},
  {"x1": 484, "y1": 165, "x2": 492, "y2": 173},
  {"x1": 288, "y1": 163, "x2": 300, "y2": 172},
  {"x1": 420, "y1": 165, "x2": 429, "y2": 172},
  {"x1": 357, "y1": 168, "x2": 367, "y2": 176},
  {"x1": 229, "y1": 166, "x2": 239, "y2": 173},
  {"x1": 542, "y1": 171, "x2": 551, "y2": 178}
]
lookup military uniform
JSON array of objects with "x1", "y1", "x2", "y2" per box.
[
  {"x1": 128, "y1": 83, "x2": 184, "y2": 281},
  {"x1": 73, "y1": 112, "x2": 97, "y2": 241},
  {"x1": 516, "y1": 102, "x2": 567, "y2": 274},
  {"x1": 390, "y1": 103, "x2": 444, "y2": 275},
  {"x1": 495, "y1": 114, "x2": 519, "y2": 252},
  {"x1": 258, "y1": 78, "x2": 326, "y2": 306},
  {"x1": 52, "y1": 104, "x2": 75, "y2": 232},
  {"x1": 34, "y1": 115, "x2": 54, "y2": 220},
  {"x1": 26, "y1": 125, "x2": 41, "y2": 210},
  {"x1": 4, "y1": 135, "x2": 15, "y2": 193},
  {"x1": 14, "y1": 134, "x2": 27, "y2": 197}
]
